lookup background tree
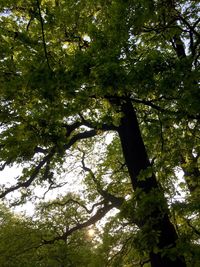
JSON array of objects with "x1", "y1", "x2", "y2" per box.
[{"x1": 0, "y1": 0, "x2": 199, "y2": 266}]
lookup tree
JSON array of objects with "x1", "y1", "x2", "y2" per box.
[
  {"x1": 0, "y1": 0, "x2": 199, "y2": 266},
  {"x1": 0, "y1": 202, "x2": 100, "y2": 267}
]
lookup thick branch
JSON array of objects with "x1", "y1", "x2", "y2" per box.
[
  {"x1": 106, "y1": 95, "x2": 200, "y2": 120},
  {"x1": 171, "y1": 35, "x2": 186, "y2": 58},
  {"x1": 78, "y1": 113, "x2": 117, "y2": 131},
  {"x1": 0, "y1": 160, "x2": 11, "y2": 171},
  {"x1": 42, "y1": 203, "x2": 114, "y2": 244},
  {"x1": 186, "y1": 219, "x2": 200, "y2": 237},
  {"x1": 43, "y1": 198, "x2": 105, "y2": 214},
  {"x1": 178, "y1": 15, "x2": 200, "y2": 39},
  {"x1": 0, "y1": 148, "x2": 55, "y2": 198},
  {"x1": 0, "y1": 130, "x2": 99, "y2": 198},
  {"x1": 34, "y1": 146, "x2": 48, "y2": 154},
  {"x1": 63, "y1": 130, "x2": 97, "y2": 150},
  {"x1": 62, "y1": 121, "x2": 84, "y2": 137}
]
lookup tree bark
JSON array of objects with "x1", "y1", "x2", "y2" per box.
[{"x1": 117, "y1": 99, "x2": 186, "y2": 267}]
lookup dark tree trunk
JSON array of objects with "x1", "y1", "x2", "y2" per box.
[{"x1": 117, "y1": 99, "x2": 186, "y2": 267}]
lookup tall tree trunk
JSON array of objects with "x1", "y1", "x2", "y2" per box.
[{"x1": 117, "y1": 99, "x2": 186, "y2": 267}]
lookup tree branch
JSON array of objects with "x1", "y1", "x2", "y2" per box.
[
  {"x1": 185, "y1": 218, "x2": 200, "y2": 237},
  {"x1": 0, "y1": 148, "x2": 56, "y2": 198},
  {"x1": 0, "y1": 160, "x2": 11, "y2": 171},
  {"x1": 178, "y1": 14, "x2": 200, "y2": 39},
  {"x1": 42, "y1": 198, "x2": 105, "y2": 214},
  {"x1": 63, "y1": 129, "x2": 97, "y2": 150},
  {"x1": 171, "y1": 34, "x2": 186, "y2": 58},
  {"x1": 80, "y1": 150, "x2": 124, "y2": 208},
  {"x1": 78, "y1": 113, "x2": 117, "y2": 131},
  {"x1": 36, "y1": 0, "x2": 51, "y2": 70},
  {"x1": 0, "y1": 130, "x2": 99, "y2": 199},
  {"x1": 42, "y1": 203, "x2": 114, "y2": 244}
]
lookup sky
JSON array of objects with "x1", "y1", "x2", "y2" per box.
[{"x1": 0, "y1": 133, "x2": 116, "y2": 216}]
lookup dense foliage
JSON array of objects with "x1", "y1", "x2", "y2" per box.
[{"x1": 0, "y1": 0, "x2": 199, "y2": 266}]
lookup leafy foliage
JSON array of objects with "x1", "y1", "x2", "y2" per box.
[{"x1": 0, "y1": 0, "x2": 199, "y2": 266}]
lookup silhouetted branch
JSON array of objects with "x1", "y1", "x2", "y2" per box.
[
  {"x1": 185, "y1": 219, "x2": 200, "y2": 237},
  {"x1": 78, "y1": 113, "x2": 117, "y2": 131},
  {"x1": 42, "y1": 203, "x2": 114, "y2": 244},
  {"x1": 0, "y1": 148, "x2": 56, "y2": 198},
  {"x1": 36, "y1": 0, "x2": 51, "y2": 70},
  {"x1": 177, "y1": 14, "x2": 200, "y2": 39},
  {"x1": 42, "y1": 198, "x2": 105, "y2": 214},
  {"x1": 63, "y1": 130, "x2": 97, "y2": 150},
  {"x1": 80, "y1": 150, "x2": 124, "y2": 208},
  {"x1": 0, "y1": 160, "x2": 11, "y2": 171}
]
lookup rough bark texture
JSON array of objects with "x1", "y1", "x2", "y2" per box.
[{"x1": 117, "y1": 99, "x2": 186, "y2": 267}]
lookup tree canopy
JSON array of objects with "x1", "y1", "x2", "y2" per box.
[{"x1": 0, "y1": 0, "x2": 199, "y2": 266}]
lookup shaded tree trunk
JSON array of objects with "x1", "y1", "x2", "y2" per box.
[{"x1": 117, "y1": 99, "x2": 186, "y2": 267}]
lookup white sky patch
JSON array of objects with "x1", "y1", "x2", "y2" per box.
[
  {"x1": 0, "y1": 133, "x2": 115, "y2": 216},
  {"x1": 0, "y1": 130, "x2": 187, "y2": 219},
  {"x1": 83, "y1": 35, "x2": 91, "y2": 42},
  {"x1": 62, "y1": 43, "x2": 69, "y2": 49},
  {"x1": 88, "y1": 228, "x2": 95, "y2": 237}
]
